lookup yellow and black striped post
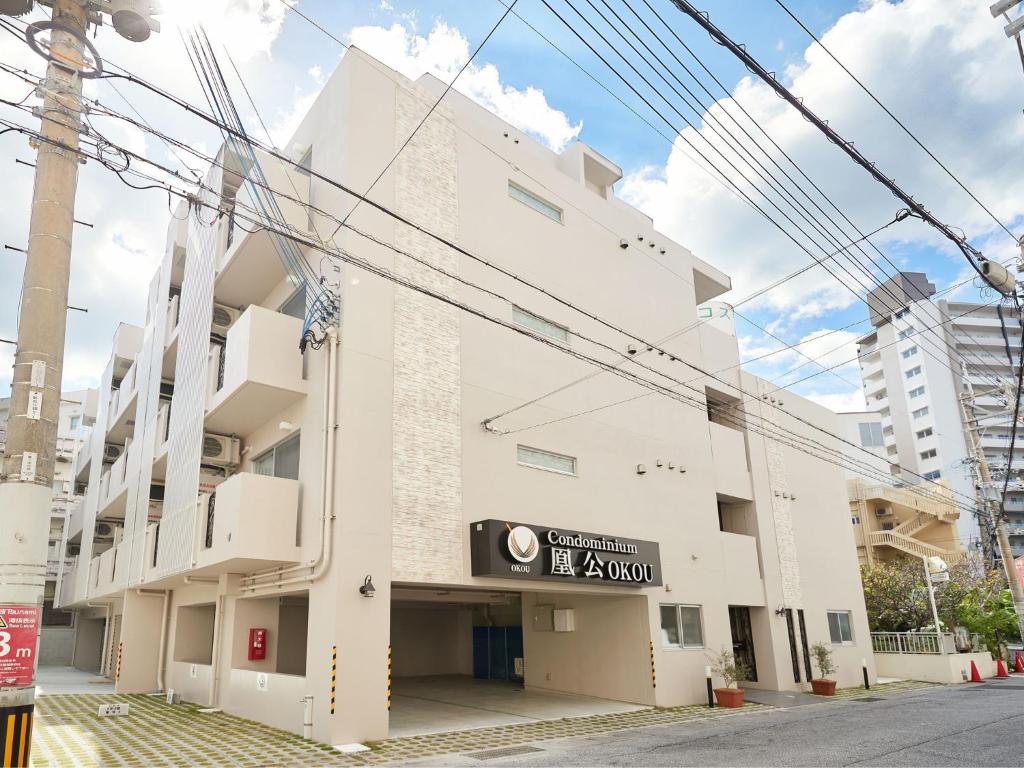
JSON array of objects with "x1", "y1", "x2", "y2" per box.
[
  {"x1": 115, "y1": 642, "x2": 123, "y2": 683},
  {"x1": 649, "y1": 641, "x2": 656, "y2": 688},
  {"x1": 0, "y1": 705, "x2": 33, "y2": 767},
  {"x1": 330, "y1": 645, "x2": 336, "y2": 715},
  {"x1": 386, "y1": 646, "x2": 392, "y2": 710}
]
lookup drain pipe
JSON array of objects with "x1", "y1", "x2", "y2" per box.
[
  {"x1": 301, "y1": 695, "x2": 314, "y2": 739},
  {"x1": 240, "y1": 328, "x2": 338, "y2": 594},
  {"x1": 208, "y1": 593, "x2": 225, "y2": 707},
  {"x1": 135, "y1": 589, "x2": 170, "y2": 691},
  {"x1": 87, "y1": 601, "x2": 112, "y2": 677}
]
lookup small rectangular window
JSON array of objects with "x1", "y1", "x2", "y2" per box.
[
  {"x1": 827, "y1": 610, "x2": 854, "y2": 645},
  {"x1": 909, "y1": 386, "x2": 926, "y2": 398},
  {"x1": 898, "y1": 329, "x2": 913, "y2": 340},
  {"x1": 512, "y1": 307, "x2": 569, "y2": 344},
  {"x1": 923, "y1": 470, "x2": 942, "y2": 480},
  {"x1": 916, "y1": 428, "x2": 933, "y2": 439},
  {"x1": 660, "y1": 604, "x2": 704, "y2": 648},
  {"x1": 252, "y1": 433, "x2": 301, "y2": 481},
  {"x1": 901, "y1": 346, "x2": 918, "y2": 359},
  {"x1": 517, "y1": 445, "x2": 576, "y2": 475},
  {"x1": 920, "y1": 449, "x2": 937, "y2": 460},
  {"x1": 894, "y1": 307, "x2": 910, "y2": 319},
  {"x1": 851, "y1": 516, "x2": 861, "y2": 525},
  {"x1": 912, "y1": 406, "x2": 929, "y2": 418},
  {"x1": 905, "y1": 366, "x2": 922, "y2": 379},
  {"x1": 508, "y1": 181, "x2": 563, "y2": 223},
  {"x1": 69, "y1": 415, "x2": 81, "y2": 431},
  {"x1": 858, "y1": 422, "x2": 883, "y2": 448}
]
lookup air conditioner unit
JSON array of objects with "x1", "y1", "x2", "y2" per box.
[
  {"x1": 103, "y1": 443, "x2": 123, "y2": 462},
  {"x1": 211, "y1": 303, "x2": 242, "y2": 337},
  {"x1": 202, "y1": 433, "x2": 240, "y2": 467},
  {"x1": 95, "y1": 523, "x2": 115, "y2": 539},
  {"x1": 875, "y1": 506, "x2": 895, "y2": 517}
]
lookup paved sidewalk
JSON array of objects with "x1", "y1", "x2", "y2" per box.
[{"x1": 29, "y1": 680, "x2": 937, "y2": 767}]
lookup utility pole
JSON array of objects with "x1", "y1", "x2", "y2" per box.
[{"x1": 0, "y1": 2, "x2": 157, "y2": 764}]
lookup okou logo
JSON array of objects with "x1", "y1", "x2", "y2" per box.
[{"x1": 506, "y1": 525, "x2": 539, "y2": 564}]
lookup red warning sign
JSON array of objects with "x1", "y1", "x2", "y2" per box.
[{"x1": 0, "y1": 605, "x2": 40, "y2": 688}]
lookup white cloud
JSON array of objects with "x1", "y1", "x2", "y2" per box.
[
  {"x1": 619, "y1": 0, "x2": 1024, "y2": 317},
  {"x1": 800, "y1": 389, "x2": 869, "y2": 413},
  {"x1": 349, "y1": 21, "x2": 582, "y2": 152}
]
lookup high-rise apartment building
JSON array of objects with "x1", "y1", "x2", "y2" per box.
[
  {"x1": 855, "y1": 271, "x2": 1023, "y2": 554},
  {"x1": 54, "y1": 47, "x2": 876, "y2": 745}
]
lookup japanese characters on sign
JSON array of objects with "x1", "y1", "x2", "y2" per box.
[
  {"x1": 0, "y1": 604, "x2": 41, "y2": 688},
  {"x1": 470, "y1": 520, "x2": 662, "y2": 587}
]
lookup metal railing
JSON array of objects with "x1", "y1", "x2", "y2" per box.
[{"x1": 871, "y1": 631, "x2": 953, "y2": 655}]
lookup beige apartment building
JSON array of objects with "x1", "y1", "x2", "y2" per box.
[
  {"x1": 56, "y1": 47, "x2": 876, "y2": 745},
  {"x1": 838, "y1": 412, "x2": 964, "y2": 567}
]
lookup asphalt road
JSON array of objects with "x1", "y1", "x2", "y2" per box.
[{"x1": 413, "y1": 679, "x2": 1024, "y2": 767}]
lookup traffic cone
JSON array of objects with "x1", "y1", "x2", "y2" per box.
[
  {"x1": 997, "y1": 658, "x2": 1010, "y2": 678},
  {"x1": 969, "y1": 660, "x2": 984, "y2": 682},
  {"x1": 1015, "y1": 651, "x2": 1024, "y2": 673}
]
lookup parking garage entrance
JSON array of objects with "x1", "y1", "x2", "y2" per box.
[{"x1": 388, "y1": 586, "x2": 647, "y2": 737}]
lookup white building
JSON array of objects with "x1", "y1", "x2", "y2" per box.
[
  {"x1": 55, "y1": 47, "x2": 876, "y2": 745},
  {"x1": 0, "y1": 387, "x2": 95, "y2": 663},
  {"x1": 854, "y1": 271, "x2": 1024, "y2": 554}
]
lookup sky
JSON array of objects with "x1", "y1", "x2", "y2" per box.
[{"x1": 1, "y1": 0, "x2": 1022, "y2": 418}]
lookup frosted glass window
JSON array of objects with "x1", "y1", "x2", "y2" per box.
[
  {"x1": 516, "y1": 445, "x2": 576, "y2": 475},
  {"x1": 512, "y1": 307, "x2": 569, "y2": 344},
  {"x1": 252, "y1": 433, "x2": 300, "y2": 480},
  {"x1": 508, "y1": 182, "x2": 563, "y2": 223},
  {"x1": 827, "y1": 610, "x2": 853, "y2": 644}
]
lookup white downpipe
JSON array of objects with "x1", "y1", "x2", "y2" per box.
[
  {"x1": 134, "y1": 589, "x2": 170, "y2": 691},
  {"x1": 301, "y1": 695, "x2": 314, "y2": 739},
  {"x1": 208, "y1": 593, "x2": 225, "y2": 707},
  {"x1": 240, "y1": 328, "x2": 338, "y2": 594},
  {"x1": 87, "y1": 601, "x2": 111, "y2": 677}
]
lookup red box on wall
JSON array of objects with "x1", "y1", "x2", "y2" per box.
[{"x1": 248, "y1": 628, "x2": 267, "y2": 661}]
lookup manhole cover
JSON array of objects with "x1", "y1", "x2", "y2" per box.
[
  {"x1": 468, "y1": 745, "x2": 545, "y2": 761},
  {"x1": 853, "y1": 696, "x2": 886, "y2": 702}
]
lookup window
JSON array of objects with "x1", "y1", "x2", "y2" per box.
[
  {"x1": 252, "y1": 433, "x2": 300, "y2": 480},
  {"x1": 912, "y1": 406, "x2": 929, "y2": 418},
  {"x1": 898, "y1": 329, "x2": 913, "y2": 340},
  {"x1": 916, "y1": 428, "x2": 933, "y2": 439},
  {"x1": 69, "y1": 415, "x2": 80, "y2": 431},
  {"x1": 851, "y1": 515, "x2": 861, "y2": 525},
  {"x1": 909, "y1": 386, "x2": 926, "y2": 398},
  {"x1": 827, "y1": 610, "x2": 854, "y2": 645},
  {"x1": 920, "y1": 449, "x2": 937, "y2": 460},
  {"x1": 858, "y1": 422, "x2": 883, "y2": 448},
  {"x1": 508, "y1": 181, "x2": 563, "y2": 223},
  {"x1": 660, "y1": 604, "x2": 704, "y2": 648},
  {"x1": 905, "y1": 366, "x2": 922, "y2": 379},
  {"x1": 923, "y1": 470, "x2": 942, "y2": 480},
  {"x1": 517, "y1": 445, "x2": 576, "y2": 475},
  {"x1": 894, "y1": 307, "x2": 910, "y2": 319},
  {"x1": 901, "y1": 346, "x2": 918, "y2": 359},
  {"x1": 512, "y1": 307, "x2": 569, "y2": 344}
]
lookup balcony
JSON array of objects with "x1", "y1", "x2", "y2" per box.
[
  {"x1": 107, "y1": 358, "x2": 139, "y2": 443},
  {"x1": 73, "y1": 427, "x2": 93, "y2": 482},
  {"x1": 97, "y1": 446, "x2": 131, "y2": 520},
  {"x1": 88, "y1": 539, "x2": 130, "y2": 599},
  {"x1": 66, "y1": 498, "x2": 85, "y2": 543},
  {"x1": 720, "y1": 532, "x2": 764, "y2": 605},
  {"x1": 57, "y1": 563, "x2": 77, "y2": 608},
  {"x1": 192, "y1": 472, "x2": 301, "y2": 575},
  {"x1": 709, "y1": 421, "x2": 753, "y2": 501},
  {"x1": 205, "y1": 306, "x2": 306, "y2": 436}
]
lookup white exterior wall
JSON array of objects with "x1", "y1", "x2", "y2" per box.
[{"x1": 55, "y1": 47, "x2": 876, "y2": 744}]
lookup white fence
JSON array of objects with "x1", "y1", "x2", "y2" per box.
[{"x1": 872, "y1": 631, "x2": 951, "y2": 654}]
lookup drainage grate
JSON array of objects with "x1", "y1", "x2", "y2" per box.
[
  {"x1": 852, "y1": 696, "x2": 886, "y2": 703},
  {"x1": 468, "y1": 745, "x2": 545, "y2": 761}
]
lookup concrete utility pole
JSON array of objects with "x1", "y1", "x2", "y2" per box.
[{"x1": 0, "y1": 2, "x2": 157, "y2": 763}]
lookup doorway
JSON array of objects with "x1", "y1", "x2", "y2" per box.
[{"x1": 728, "y1": 606, "x2": 757, "y2": 682}]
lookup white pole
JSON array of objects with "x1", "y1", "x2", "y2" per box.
[{"x1": 922, "y1": 557, "x2": 946, "y2": 655}]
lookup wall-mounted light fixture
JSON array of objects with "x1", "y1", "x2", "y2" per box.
[{"x1": 359, "y1": 575, "x2": 376, "y2": 598}]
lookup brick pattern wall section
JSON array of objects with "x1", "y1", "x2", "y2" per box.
[
  {"x1": 390, "y1": 85, "x2": 463, "y2": 583},
  {"x1": 765, "y1": 436, "x2": 803, "y2": 607}
]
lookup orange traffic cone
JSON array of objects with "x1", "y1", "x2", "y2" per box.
[
  {"x1": 1015, "y1": 651, "x2": 1024, "y2": 673},
  {"x1": 970, "y1": 660, "x2": 984, "y2": 682},
  {"x1": 997, "y1": 658, "x2": 1010, "y2": 678}
]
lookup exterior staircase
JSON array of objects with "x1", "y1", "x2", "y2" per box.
[{"x1": 865, "y1": 530, "x2": 966, "y2": 562}]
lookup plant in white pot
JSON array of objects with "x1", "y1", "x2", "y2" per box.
[
  {"x1": 708, "y1": 647, "x2": 751, "y2": 708},
  {"x1": 810, "y1": 641, "x2": 837, "y2": 696}
]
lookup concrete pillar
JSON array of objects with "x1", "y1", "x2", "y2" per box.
[{"x1": 115, "y1": 590, "x2": 165, "y2": 693}]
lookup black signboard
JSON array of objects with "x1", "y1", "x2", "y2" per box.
[{"x1": 470, "y1": 519, "x2": 662, "y2": 587}]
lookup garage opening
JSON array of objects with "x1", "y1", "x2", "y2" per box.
[{"x1": 389, "y1": 586, "x2": 647, "y2": 737}]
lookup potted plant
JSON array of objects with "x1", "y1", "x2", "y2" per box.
[
  {"x1": 809, "y1": 642, "x2": 837, "y2": 696},
  {"x1": 708, "y1": 647, "x2": 751, "y2": 708}
]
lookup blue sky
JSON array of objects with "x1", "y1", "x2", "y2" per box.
[{"x1": 1, "y1": 0, "x2": 1021, "y2": 413}]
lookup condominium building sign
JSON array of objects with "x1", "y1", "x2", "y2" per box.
[{"x1": 470, "y1": 519, "x2": 662, "y2": 587}]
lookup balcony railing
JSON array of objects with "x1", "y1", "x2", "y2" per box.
[{"x1": 871, "y1": 632, "x2": 952, "y2": 655}]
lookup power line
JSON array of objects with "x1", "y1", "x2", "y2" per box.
[{"x1": 772, "y1": 0, "x2": 1019, "y2": 245}]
